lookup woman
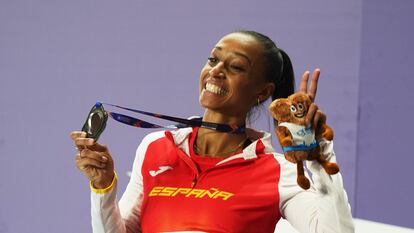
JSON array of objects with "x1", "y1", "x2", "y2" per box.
[{"x1": 71, "y1": 31, "x2": 354, "y2": 233}]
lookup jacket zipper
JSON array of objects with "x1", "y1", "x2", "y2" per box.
[
  {"x1": 191, "y1": 175, "x2": 198, "y2": 187},
  {"x1": 174, "y1": 142, "x2": 256, "y2": 188},
  {"x1": 191, "y1": 159, "x2": 255, "y2": 188}
]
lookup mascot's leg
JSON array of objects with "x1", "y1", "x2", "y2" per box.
[
  {"x1": 297, "y1": 161, "x2": 310, "y2": 190},
  {"x1": 316, "y1": 155, "x2": 340, "y2": 175}
]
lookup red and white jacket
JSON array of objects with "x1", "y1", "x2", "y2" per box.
[{"x1": 90, "y1": 127, "x2": 354, "y2": 233}]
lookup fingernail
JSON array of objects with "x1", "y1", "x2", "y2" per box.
[
  {"x1": 102, "y1": 156, "x2": 108, "y2": 161},
  {"x1": 87, "y1": 139, "x2": 94, "y2": 145}
]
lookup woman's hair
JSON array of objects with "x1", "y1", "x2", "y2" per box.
[
  {"x1": 235, "y1": 30, "x2": 295, "y2": 101},
  {"x1": 234, "y1": 30, "x2": 295, "y2": 126}
]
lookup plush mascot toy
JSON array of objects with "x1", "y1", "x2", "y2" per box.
[{"x1": 268, "y1": 92, "x2": 340, "y2": 189}]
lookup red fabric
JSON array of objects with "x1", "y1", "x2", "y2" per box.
[
  {"x1": 188, "y1": 127, "x2": 227, "y2": 173},
  {"x1": 140, "y1": 129, "x2": 282, "y2": 233}
]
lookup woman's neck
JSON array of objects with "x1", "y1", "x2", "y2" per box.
[{"x1": 194, "y1": 110, "x2": 248, "y2": 157}]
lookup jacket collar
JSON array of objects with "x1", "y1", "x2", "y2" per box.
[{"x1": 167, "y1": 127, "x2": 275, "y2": 163}]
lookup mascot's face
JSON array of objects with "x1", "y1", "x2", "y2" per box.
[{"x1": 269, "y1": 92, "x2": 312, "y2": 125}]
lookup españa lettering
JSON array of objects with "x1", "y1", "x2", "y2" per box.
[{"x1": 149, "y1": 186, "x2": 234, "y2": 201}]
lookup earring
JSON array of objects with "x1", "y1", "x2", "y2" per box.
[{"x1": 257, "y1": 98, "x2": 261, "y2": 106}]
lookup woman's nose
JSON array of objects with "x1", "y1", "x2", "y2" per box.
[{"x1": 209, "y1": 62, "x2": 225, "y2": 78}]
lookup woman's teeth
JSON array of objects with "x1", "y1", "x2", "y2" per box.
[{"x1": 205, "y1": 83, "x2": 228, "y2": 95}]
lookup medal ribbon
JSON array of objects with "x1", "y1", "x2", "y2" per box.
[{"x1": 99, "y1": 102, "x2": 246, "y2": 134}]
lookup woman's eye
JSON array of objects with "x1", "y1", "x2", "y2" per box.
[
  {"x1": 230, "y1": 65, "x2": 245, "y2": 72},
  {"x1": 290, "y1": 105, "x2": 297, "y2": 113},
  {"x1": 207, "y1": 57, "x2": 218, "y2": 66}
]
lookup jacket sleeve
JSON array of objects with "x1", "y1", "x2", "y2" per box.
[
  {"x1": 90, "y1": 132, "x2": 164, "y2": 233},
  {"x1": 277, "y1": 140, "x2": 355, "y2": 233}
]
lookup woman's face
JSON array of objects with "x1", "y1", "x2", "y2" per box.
[{"x1": 199, "y1": 33, "x2": 272, "y2": 118}]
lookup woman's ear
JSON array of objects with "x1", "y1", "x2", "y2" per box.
[{"x1": 258, "y1": 83, "x2": 275, "y2": 102}]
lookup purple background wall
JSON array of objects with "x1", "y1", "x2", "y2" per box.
[
  {"x1": 0, "y1": 0, "x2": 411, "y2": 232},
  {"x1": 355, "y1": 0, "x2": 414, "y2": 228}
]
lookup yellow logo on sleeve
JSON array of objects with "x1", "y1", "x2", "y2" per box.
[{"x1": 149, "y1": 186, "x2": 234, "y2": 201}]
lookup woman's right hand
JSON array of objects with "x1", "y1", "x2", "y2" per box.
[{"x1": 70, "y1": 131, "x2": 115, "y2": 189}]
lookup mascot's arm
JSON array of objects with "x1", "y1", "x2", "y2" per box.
[
  {"x1": 322, "y1": 124, "x2": 333, "y2": 141},
  {"x1": 276, "y1": 126, "x2": 293, "y2": 147},
  {"x1": 318, "y1": 124, "x2": 334, "y2": 141}
]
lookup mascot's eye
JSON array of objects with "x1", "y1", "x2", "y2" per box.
[
  {"x1": 297, "y1": 103, "x2": 304, "y2": 110},
  {"x1": 290, "y1": 105, "x2": 297, "y2": 113}
]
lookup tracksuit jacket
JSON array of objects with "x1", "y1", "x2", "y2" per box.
[{"x1": 90, "y1": 127, "x2": 354, "y2": 233}]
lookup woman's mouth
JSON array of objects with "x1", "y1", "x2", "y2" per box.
[{"x1": 204, "y1": 83, "x2": 228, "y2": 95}]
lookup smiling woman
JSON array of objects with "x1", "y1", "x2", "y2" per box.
[
  {"x1": 71, "y1": 30, "x2": 354, "y2": 233},
  {"x1": 199, "y1": 33, "x2": 273, "y2": 118}
]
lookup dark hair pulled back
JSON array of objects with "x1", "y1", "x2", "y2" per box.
[{"x1": 235, "y1": 30, "x2": 295, "y2": 101}]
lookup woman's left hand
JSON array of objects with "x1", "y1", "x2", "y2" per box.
[{"x1": 299, "y1": 68, "x2": 327, "y2": 130}]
